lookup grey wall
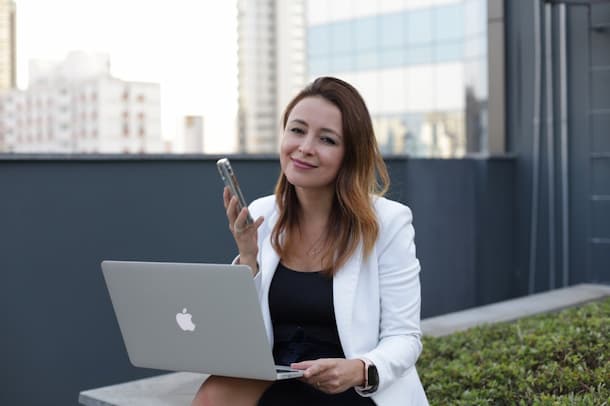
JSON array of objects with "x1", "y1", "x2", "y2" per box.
[
  {"x1": 584, "y1": 2, "x2": 610, "y2": 281},
  {"x1": 505, "y1": 1, "x2": 610, "y2": 293},
  {"x1": 0, "y1": 155, "x2": 515, "y2": 405}
]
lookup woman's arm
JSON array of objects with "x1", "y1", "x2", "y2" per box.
[{"x1": 356, "y1": 203, "x2": 423, "y2": 395}]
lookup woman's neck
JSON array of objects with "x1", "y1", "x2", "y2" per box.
[{"x1": 294, "y1": 186, "x2": 334, "y2": 225}]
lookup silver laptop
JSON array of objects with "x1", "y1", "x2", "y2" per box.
[{"x1": 101, "y1": 260, "x2": 303, "y2": 380}]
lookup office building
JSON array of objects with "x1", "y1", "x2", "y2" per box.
[
  {"x1": 0, "y1": 52, "x2": 162, "y2": 153},
  {"x1": 0, "y1": 0, "x2": 16, "y2": 91},
  {"x1": 183, "y1": 115, "x2": 204, "y2": 153},
  {"x1": 306, "y1": 0, "x2": 490, "y2": 157},
  {"x1": 237, "y1": 0, "x2": 306, "y2": 153}
]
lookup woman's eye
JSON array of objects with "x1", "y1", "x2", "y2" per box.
[
  {"x1": 290, "y1": 127, "x2": 305, "y2": 135},
  {"x1": 321, "y1": 136, "x2": 337, "y2": 145}
]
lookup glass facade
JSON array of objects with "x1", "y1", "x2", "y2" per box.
[{"x1": 307, "y1": 0, "x2": 488, "y2": 157}]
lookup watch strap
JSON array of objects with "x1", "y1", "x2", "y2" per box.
[{"x1": 357, "y1": 357, "x2": 378, "y2": 392}]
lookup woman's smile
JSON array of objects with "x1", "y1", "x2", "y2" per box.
[{"x1": 290, "y1": 157, "x2": 318, "y2": 169}]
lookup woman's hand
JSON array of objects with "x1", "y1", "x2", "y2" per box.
[
  {"x1": 290, "y1": 358, "x2": 365, "y2": 394},
  {"x1": 223, "y1": 187, "x2": 264, "y2": 275}
]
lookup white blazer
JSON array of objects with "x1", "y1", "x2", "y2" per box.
[{"x1": 244, "y1": 195, "x2": 429, "y2": 406}]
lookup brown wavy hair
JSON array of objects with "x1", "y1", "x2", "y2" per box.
[{"x1": 271, "y1": 77, "x2": 390, "y2": 275}]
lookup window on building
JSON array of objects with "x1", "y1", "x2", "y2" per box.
[{"x1": 306, "y1": 0, "x2": 490, "y2": 158}]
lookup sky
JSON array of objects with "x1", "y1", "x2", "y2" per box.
[{"x1": 14, "y1": 0, "x2": 238, "y2": 153}]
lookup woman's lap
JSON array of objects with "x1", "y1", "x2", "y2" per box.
[{"x1": 257, "y1": 379, "x2": 375, "y2": 406}]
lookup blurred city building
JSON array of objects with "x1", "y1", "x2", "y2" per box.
[
  {"x1": 0, "y1": 0, "x2": 16, "y2": 152},
  {"x1": 0, "y1": 0, "x2": 16, "y2": 92},
  {"x1": 0, "y1": 51, "x2": 162, "y2": 153},
  {"x1": 236, "y1": 0, "x2": 492, "y2": 157},
  {"x1": 237, "y1": 0, "x2": 307, "y2": 153},
  {"x1": 306, "y1": 0, "x2": 489, "y2": 157},
  {"x1": 183, "y1": 115, "x2": 204, "y2": 153}
]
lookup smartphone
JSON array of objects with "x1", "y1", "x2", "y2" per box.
[{"x1": 217, "y1": 158, "x2": 253, "y2": 225}]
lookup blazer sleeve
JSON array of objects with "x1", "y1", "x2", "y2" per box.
[{"x1": 356, "y1": 203, "x2": 423, "y2": 396}]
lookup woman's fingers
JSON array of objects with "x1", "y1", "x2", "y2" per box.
[
  {"x1": 291, "y1": 359, "x2": 358, "y2": 394},
  {"x1": 223, "y1": 188, "x2": 244, "y2": 223},
  {"x1": 253, "y1": 216, "x2": 264, "y2": 229},
  {"x1": 223, "y1": 186, "x2": 231, "y2": 209},
  {"x1": 233, "y1": 207, "x2": 249, "y2": 233},
  {"x1": 226, "y1": 196, "x2": 239, "y2": 224},
  {"x1": 291, "y1": 360, "x2": 319, "y2": 378},
  {"x1": 233, "y1": 210, "x2": 263, "y2": 235}
]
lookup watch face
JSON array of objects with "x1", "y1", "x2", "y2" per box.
[{"x1": 367, "y1": 364, "x2": 379, "y2": 387}]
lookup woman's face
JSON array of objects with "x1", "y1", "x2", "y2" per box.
[{"x1": 280, "y1": 96, "x2": 345, "y2": 192}]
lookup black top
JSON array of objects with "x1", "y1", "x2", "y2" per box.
[
  {"x1": 258, "y1": 263, "x2": 375, "y2": 406},
  {"x1": 269, "y1": 262, "x2": 343, "y2": 364}
]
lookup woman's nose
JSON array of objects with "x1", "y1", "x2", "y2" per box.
[{"x1": 298, "y1": 134, "x2": 315, "y2": 154}]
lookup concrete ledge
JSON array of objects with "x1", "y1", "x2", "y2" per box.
[
  {"x1": 79, "y1": 372, "x2": 207, "y2": 406},
  {"x1": 79, "y1": 283, "x2": 610, "y2": 405},
  {"x1": 421, "y1": 283, "x2": 610, "y2": 337}
]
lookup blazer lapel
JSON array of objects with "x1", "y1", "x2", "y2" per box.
[
  {"x1": 260, "y1": 234, "x2": 280, "y2": 296},
  {"x1": 258, "y1": 208, "x2": 280, "y2": 343},
  {"x1": 333, "y1": 241, "x2": 363, "y2": 357}
]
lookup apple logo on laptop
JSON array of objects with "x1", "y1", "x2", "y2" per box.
[{"x1": 176, "y1": 308, "x2": 196, "y2": 331}]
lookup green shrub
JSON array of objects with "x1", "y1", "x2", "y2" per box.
[{"x1": 417, "y1": 297, "x2": 610, "y2": 405}]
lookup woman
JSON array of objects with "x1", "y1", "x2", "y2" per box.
[{"x1": 193, "y1": 77, "x2": 428, "y2": 405}]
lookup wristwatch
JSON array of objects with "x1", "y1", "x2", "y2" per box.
[{"x1": 360, "y1": 358, "x2": 379, "y2": 393}]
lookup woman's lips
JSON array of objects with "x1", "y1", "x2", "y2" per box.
[{"x1": 291, "y1": 158, "x2": 317, "y2": 169}]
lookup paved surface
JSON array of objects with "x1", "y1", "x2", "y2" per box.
[{"x1": 79, "y1": 283, "x2": 610, "y2": 406}]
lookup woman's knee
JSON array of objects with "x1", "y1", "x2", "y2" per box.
[
  {"x1": 192, "y1": 376, "x2": 269, "y2": 406},
  {"x1": 193, "y1": 377, "x2": 226, "y2": 406}
]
